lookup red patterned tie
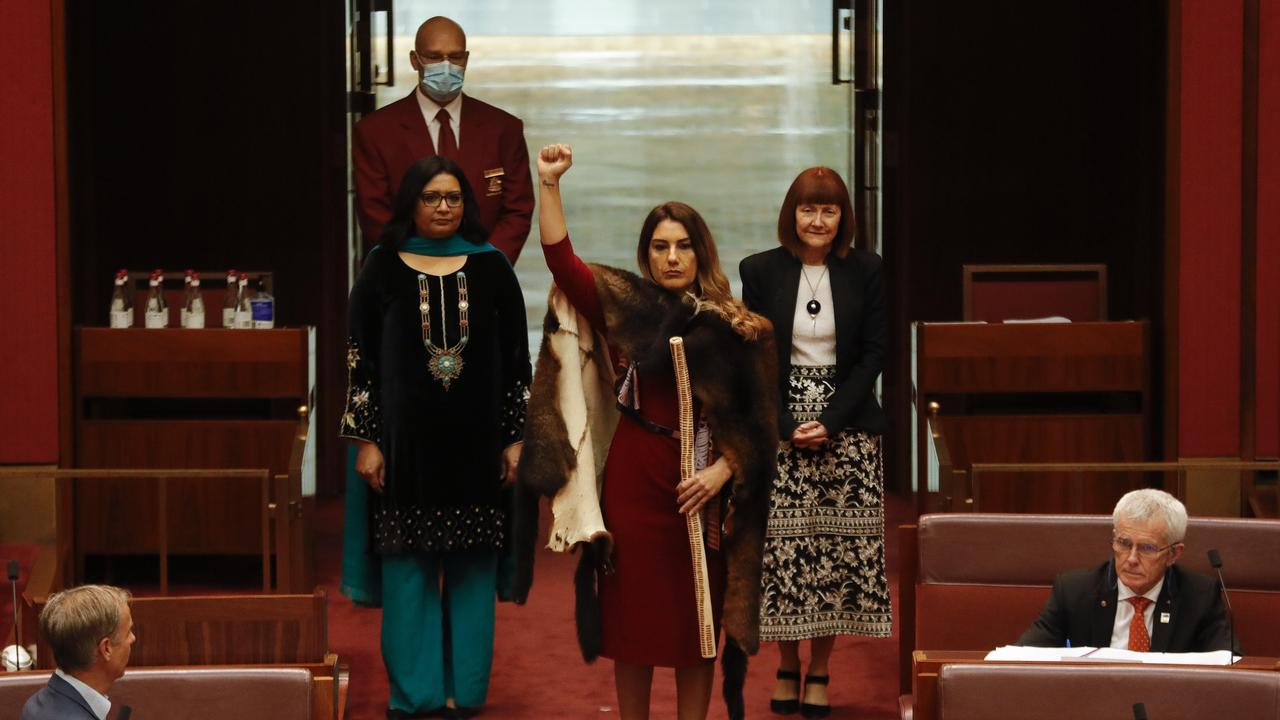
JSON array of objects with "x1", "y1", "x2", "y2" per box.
[
  {"x1": 1127, "y1": 596, "x2": 1152, "y2": 652},
  {"x1": 435, "y1": 108, "x2": 458, "y2": 161}
]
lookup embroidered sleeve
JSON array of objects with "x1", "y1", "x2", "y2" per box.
[
  {"x1": 503, "y1": 378, "x2": 529, "y2": 444},
  {"x1": 340, "y1": 338, "x2": 381, "y2": 443},
  {"x1": 340, "y1": 265, "x2": 382, "y2": 444},
  {"x1": 495, "y1": 257, "x2": 532, "y2": 445}
]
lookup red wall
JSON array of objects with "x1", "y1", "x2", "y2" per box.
[
  {"x1": 1176, "y1": 0, "x2": 1244, "y2": 456},
  {"x1": 1257, "y1": 0, "x2": 1280, "y2": 458},
  {"x1": 0, "y1": 1, "x2": 59, "y2": 463}
]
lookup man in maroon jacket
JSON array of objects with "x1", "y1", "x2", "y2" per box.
[{"x1": 353, "y1": 16, "x2": 534, "y2": 264}]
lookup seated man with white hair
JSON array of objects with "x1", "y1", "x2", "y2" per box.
[
  {"x1": 21, "y1": 584, "x2": 135, "y2": 720},
  {"x1": 1018, "y1": 489, "x2": 1239, "y2": 654}
]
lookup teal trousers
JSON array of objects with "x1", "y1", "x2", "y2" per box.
[{"x1": 381, "y1": 550, "x2": 498, "y2": 712}]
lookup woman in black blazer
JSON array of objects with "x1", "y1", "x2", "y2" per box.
[{"x1": 739, "y1": 167, "x2": 891, "y2": 719}]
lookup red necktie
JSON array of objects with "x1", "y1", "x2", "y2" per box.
[
  {"x1": 1127, "y1": 596, "x2": 1152, "y2": 652},
  {"x1": 435, "y1": 108, "x2": 458, "y2": 161}
]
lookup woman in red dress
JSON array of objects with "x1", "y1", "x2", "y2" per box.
[{"x1": 535, "y1": 143, "x2": 766, "y2": 720}]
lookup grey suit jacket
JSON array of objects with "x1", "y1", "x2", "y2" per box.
[{"x1": 20, "y1": 673, "x2": 99, "y2": 720}]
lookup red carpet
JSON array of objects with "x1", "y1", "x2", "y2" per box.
[{"x1": 319, "y1": 494, "x2": 909, "y2": 720}]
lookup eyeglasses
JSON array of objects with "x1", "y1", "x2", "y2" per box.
[
  {"x1": 413, "y1": 50, "x2": 469, "y2": 64},
  {"x1": 420, "y1": 192, "x2": 463, "y2": 208},
  {"x1": 1112, "y1": 536, "x2": 1178, "y2": 560}
]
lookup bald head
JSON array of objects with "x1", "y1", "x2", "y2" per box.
[
  {"x1": 415, "y1": 16, "x2": 466, "y2": 53},
  {"x1": 410, "y1": 16, "x2": 470, "y2": 104}
]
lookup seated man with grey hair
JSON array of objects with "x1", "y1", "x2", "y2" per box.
[
  {"x1": 21, "y1": 585, "x2": 135, "y2": 720},
  {"x1": 1018, "y1": 489, "x2": 1239, "y2": 654}
]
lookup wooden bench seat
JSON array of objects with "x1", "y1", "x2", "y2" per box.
[
  {"x1": 0, "y1": 667, "x2": 317, "y2": 720},
  {"x1": 898, "y1": 514, "x2": 1280, "y2": 717}
]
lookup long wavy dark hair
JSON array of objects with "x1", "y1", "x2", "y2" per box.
[
  {"x1": 377, "y1": 156, "x2": 488, "y2": 249},
  {"x1": 635, "y1": 201, "x2": 769, "y2": 341}
]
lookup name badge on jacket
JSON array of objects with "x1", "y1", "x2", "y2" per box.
[{"x1": 484, "y1": 167, "x2": 504, "y2": 196}]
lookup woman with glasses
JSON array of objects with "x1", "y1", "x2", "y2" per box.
[
  {"x1": 739, "y1": 167, "x2": 891, "y2": 718},
  {"x1": 340, "y1": 155, "x2": 530, "y2": 719}
]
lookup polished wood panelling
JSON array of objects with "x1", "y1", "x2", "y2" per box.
[
  {"x1": 941, "y1": 415, "x2": 1146, "y2": 513},
  {"x1": 77, "y1": 328, "x2": 307, "y2": 398},
  {"x1": 915, "y1": 321, "x2": 1151, "y2": 513},
  {"x1": 917, "y1": 322, "x2": 1147, "y2": 393},
  {"x1": 73, "y1": 328, "x2": 309, "y2": 566},
  {"x1": 31, "y1": 592, "x2": 327, "y2": 668},
  {"x1": 75, "y1": 421, "x2": 295, "y2": 554},
  {"x1": 127, "y1": 593, "x2": 326, "y2": 666}
]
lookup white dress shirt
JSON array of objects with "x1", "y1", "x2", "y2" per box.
[
  {"x1": 415, "y1": 88, "x2": 463, "y2": 151},
  {"x1": 55, "y1": 668, "x2": 112, "y2": 720},
  {"x1": 1111, "y1": 578, "x2": 1163, "y2": 649}
]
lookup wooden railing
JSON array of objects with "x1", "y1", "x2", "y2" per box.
[
  {"x1": 0, "y1": 467, "x2": 273, "y2": 594},
  {"x1": 961, "y1": 460, "x2": 1280, "y2": 514},
  {"x1": 922, "y1": 402, "x2": 968, "y2": 513},
  {"x1": 273, "y1": 403, "x2": 314, "y2": 593}
]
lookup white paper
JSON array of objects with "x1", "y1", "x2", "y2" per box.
[
  {"x1": 1137, "y1": 650, "x2": 1239, "y2": 666},
  {"x1": 1060, "y1": 647, "x2": 1239, "y2": 665},
  {"x1": 1079, "y1": 648, "x2": 1146, "y2": 662},
  {"x1": 1002, "y1": 316, "x2": 1071, "y2": 324},
  {"x1": 984, "y1": 646, "x2": 1098, "y2": 661}
]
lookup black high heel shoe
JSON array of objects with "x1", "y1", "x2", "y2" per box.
[
  {"x1": 800, "y1": 674, "x2": 831, "y2": 719},
  {"x1": 770, "y1": 669, "x2": 802, "y2": 715}
]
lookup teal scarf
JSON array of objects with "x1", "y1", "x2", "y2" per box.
[{"x1": 403, "y1": 234, "x2": 501, "y2": 257}]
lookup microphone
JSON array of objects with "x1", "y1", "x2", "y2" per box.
[
  {"x1": 117, "y1": 705, "x2": 133, "y2": 720},
  {"x1": 1207, "y1": 549, "x2": 1236, "y2": 662},
  {"x1": 1132, "y1": 702, "x2": 1147, "y2": 720},
  {"x1": 8, "y1": 559, "x2": 19, "y2": 652}
]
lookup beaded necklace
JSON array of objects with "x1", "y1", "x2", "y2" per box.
[{"x1": 417, "y1": 271, "x2": 469, "y2": 389}]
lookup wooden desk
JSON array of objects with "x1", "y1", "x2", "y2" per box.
[
  {"x1": 910, "y1": 650, "x2": 1280, "y2": 720},
  {"x1": 72, "y1": 327, "x2": 314, "y2": 589},
  {"x1": 913, "y1": 321, "x2": 1150, "y2": 514}
]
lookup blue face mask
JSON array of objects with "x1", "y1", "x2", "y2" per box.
[{"x1": 420, "y1": 59, "x2": 465, "y2": 102}]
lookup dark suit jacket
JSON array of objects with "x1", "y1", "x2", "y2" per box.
[
  {"x1": 1017, "y1": 560, "x2": 1239, "y2": 654},
  {"x1": 352, "y1": 91, "x2": 534, "y2": 263},
  {"x1": 20, "y1": 673, "x2": 99, "y2": 720},
  {"x1": 739, "y1": 245, "x2": 887, "y2": 439}
]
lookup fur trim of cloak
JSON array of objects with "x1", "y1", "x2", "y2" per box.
[{"x1": 515, "y1": 263, "x2": 779, "y2": 668}]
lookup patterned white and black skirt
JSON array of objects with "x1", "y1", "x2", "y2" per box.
[{"x1": 758, "y1": 365, "x2": 893, "y2": 641}]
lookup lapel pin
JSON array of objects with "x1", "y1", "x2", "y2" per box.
[
  {"x1": 1160, "y1": 612, "x2": 1170, "y2": 624},
  {"x1": 1101, "y1": 600, "x2": 1107, "y2": 608}
]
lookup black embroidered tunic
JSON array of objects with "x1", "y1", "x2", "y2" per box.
[{"x1": 341, "y1": 247, "x2": 530, "y2": 554}]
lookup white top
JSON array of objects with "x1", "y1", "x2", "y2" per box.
[
  {"x1": 790, "y1": 263, "x2": 836, "y2": 365},
  {"x1": 1111, "y1": 578, "x2": 1163, "y2": 649},
  {"x1": 416, "y1": 88, "x2": 463, "y2": 150},
  {"x1": 55, "y1": 668, "x2": 111, "y2": 720}
]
